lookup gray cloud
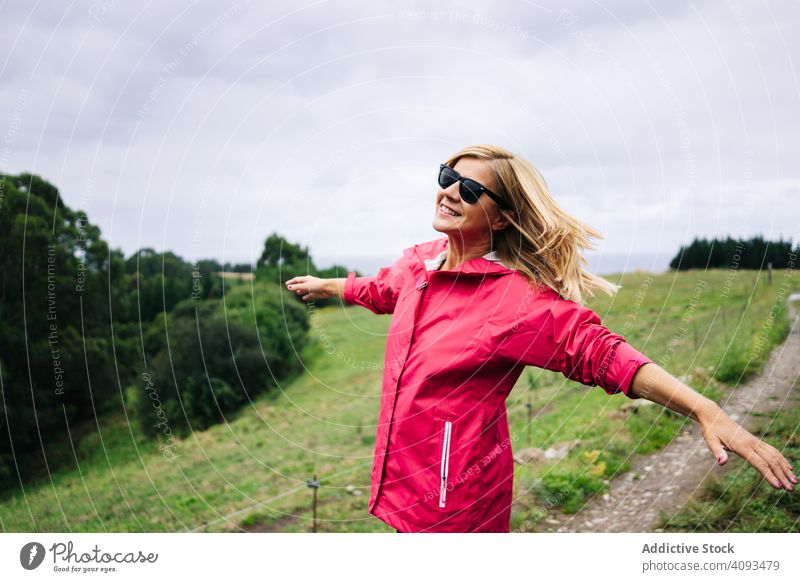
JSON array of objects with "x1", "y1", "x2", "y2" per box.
[{"x1": 1, "y1": 0, "x2": 797, "y2": 273}]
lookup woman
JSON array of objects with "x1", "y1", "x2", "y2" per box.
[{"x1": 285, "y1": 144, "x2": 796, "y2": 533}]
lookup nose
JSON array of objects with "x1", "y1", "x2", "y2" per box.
[{"x1": 440, "y1": 183, "x2": 460, "y2": 200}]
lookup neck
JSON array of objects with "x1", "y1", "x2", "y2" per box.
[{"x1": 442, "y1": 235, "x2": 493, "y2": 271}]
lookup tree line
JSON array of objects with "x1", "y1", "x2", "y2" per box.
[
  {"x1": 0, "y1": 172, "x2": 357, "y2": 488},
  {"x1": 669, "y1": 235, "x2": 798, "y2": 271}
]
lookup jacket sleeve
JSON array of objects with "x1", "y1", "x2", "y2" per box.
[
  {"x1": 342, "y1": 255, "x2": 407, "y2": 315},
  {"x1": 497, "y1": 292, "x2": 653, "y2": 399}
]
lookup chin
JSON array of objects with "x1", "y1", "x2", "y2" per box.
[{"x1": 432, "y1": 218, "x2": 456, "y2": 233}]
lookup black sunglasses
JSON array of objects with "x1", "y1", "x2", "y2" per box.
[{"x1": 438, "y1": 164, "x2": 513, "y2": 211}]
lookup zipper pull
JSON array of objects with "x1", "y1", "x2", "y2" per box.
[{"x1": 401, "y1": 280, "x2": 428, "y2": 301}]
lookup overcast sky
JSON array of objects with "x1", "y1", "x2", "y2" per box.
[{"x1": 1, "y1": 0, "x2": 798, "y2": 274}]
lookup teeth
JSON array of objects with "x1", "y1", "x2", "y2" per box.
[{"x1": 440, "y1": 204, "x2": 459, "y2": 217}]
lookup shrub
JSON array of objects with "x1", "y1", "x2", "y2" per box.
[
  {"x1": 133, "y1": 282, "x2": 308, "y2": 435},
  {"x1": 535, "y1": 470, "x2": 606, "y2": 514}
]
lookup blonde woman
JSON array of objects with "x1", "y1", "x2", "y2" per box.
[{"x1": 285, "y1": 144, "x2": 796, "y2": 533}]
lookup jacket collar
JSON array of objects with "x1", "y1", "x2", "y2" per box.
[{"x1": 412, "y1": 237, "x2": 515, "y2": 277}]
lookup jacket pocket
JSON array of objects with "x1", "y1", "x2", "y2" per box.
[{"x1": 438, "y1": 420, "x2": 453, "y2": 508}]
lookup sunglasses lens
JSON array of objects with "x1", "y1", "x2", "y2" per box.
[
  {"x1": 459, "y1": 179, "x2": 482, "y2": 204},
  {"x1": 439, "y1": 165, "x2": 458, "y2": 189}
]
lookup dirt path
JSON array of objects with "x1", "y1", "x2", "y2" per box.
[{"x1": 537, "y1": 294, "x2": 800, "y2": 533}]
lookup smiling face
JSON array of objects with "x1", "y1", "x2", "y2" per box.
[{"x1": 433, "y1": 157, "x2": 510, "y2": 239}]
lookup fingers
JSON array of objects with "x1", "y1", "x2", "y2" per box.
[
  {"x1": 766, "y1": 443, "x2": 798, "y2": 484},
  {"x1": 285, "y1": 276, "x2": 308, "y2": 296},
  {"x1": 747, "y1": 442, "x2": 796, "y2": 491},
  {"x1": 757, "y1": 442, "x2": 797, "y2": 491},
  {"x1": 710, "y1": 423, "x2": 798, "y2": 492},
  {"x1": 292, "y1": 287, "x2": 314, "y2": 301},
  {"x1": 283, "y1": 277, "x2": 317, "y2": 302},
  {"x1": 746, "y1": 452, "x2": 783, "y2": 490},
  {"x1": 706, "y1": 434, "x2": 729, "y2": 465}
]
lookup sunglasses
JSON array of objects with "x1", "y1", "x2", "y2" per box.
[{"x1": 438, "y1": 163, "x2": 513, "y2": 211}]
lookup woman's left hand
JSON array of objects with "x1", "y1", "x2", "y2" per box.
[{"x1": 700, "y1": 411, "x2": 798, "y2": 491}]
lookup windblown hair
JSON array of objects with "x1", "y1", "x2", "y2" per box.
[{"x1": 444, "y1": 144, "x2": 619, "y2": 303}]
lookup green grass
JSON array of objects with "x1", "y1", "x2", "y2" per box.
[
  {"x1": 657, "y1": 382, "x2": 800, "y2": 532},
  {"x1": 505, "y1": 269, "x2": 793, "y2": 530},
  {"x1": 0, "y1": 270, "x2": 793, "y2": 532},
  {"x1": 655, "y1": 300, "x2": 799, "y2": 533}
]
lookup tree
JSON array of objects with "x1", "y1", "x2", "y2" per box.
[
  {"x1": 134, "y1": 282, "x2": 309, "y2": 435},
  {"x1": 256, "y1": 232, "x2": 358, "y2": 307},
  {"x1": 670, "y1": 235, "x2": 798, "y2": 271},
  {"x1": 0, "y1": 172, "x2": 122, "y2": 483}
]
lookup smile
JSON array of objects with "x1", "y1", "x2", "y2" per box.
[{"x1": 439, "y1": 204, "x2": 461, "y2": 217}]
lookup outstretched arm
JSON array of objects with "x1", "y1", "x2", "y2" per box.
[
  {"x1": 498, "y1": 287, "x2": 798, "y2": 493},
  {"x1": 287, "y1": 253, "x2": 407, "y2": 314},
  {"x1": 285, "y1": 259, "x2": 405, "y2": 314},
  {"x1": 629, "y1": 362, "x2": 797, "y2": 492}
]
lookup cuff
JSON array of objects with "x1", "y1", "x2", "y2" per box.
[
  {"x1": 343, "y1": 271, "x2": 358, "y2": 305},
  {"x1": 606, "y1": 341, "x2": 653, "y2": 400}
]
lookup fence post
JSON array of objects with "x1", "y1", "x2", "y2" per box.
[
  {"x1": 307, "y1": 474, "x2": 320, "y2": 532},
  {"x1": 526, "y1": 398, "x2": 533, "y2": 446}
]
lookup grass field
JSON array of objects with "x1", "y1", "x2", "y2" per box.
[
  {"x1": 659, "y1": 378, "x2": 800, "y2": 533},
  {"x1": 0, "y1": 269, "x2": 793, "y2": 532},
  {"x1": 658, "y1": 297, "x2": 799, "y2": 534}
]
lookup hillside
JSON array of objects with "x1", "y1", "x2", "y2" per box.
[{"x1": 0, "y1": 269, "x2": 792, "y2": 532}]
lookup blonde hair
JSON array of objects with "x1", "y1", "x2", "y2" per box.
[{"x1": 444, "y1": 144, "x2": 619, "y2": 303}]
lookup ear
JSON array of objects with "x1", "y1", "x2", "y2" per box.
[{"x1": 491, "y1": 211, "x2": 510, "y2": 232}]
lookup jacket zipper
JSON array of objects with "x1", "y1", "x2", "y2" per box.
[
  {"x1": 401, "y1": 280, "x2": 428, "y2": 301},
  {"x1": 438, "y1": 420, "x2": 452, "y2": 508}
]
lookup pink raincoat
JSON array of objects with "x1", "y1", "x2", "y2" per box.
[{"x1": 343, "y1": 236, "x2": 653, "y2": 532}]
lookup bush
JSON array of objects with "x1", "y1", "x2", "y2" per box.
[
  {"x1": 534, "y1": 470, "x2": 606, "y2": 514},
  {"x1": 132, "y1": 282, "x2": 308, "y2": 435}
]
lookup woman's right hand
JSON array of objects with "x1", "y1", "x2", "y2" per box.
[{"x1": 284, "y1": 275, "x2": 335, "y2": 302}]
